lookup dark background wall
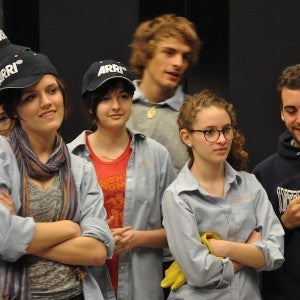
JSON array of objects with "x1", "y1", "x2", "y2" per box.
[
  {"x1": 0, "y1": 1, "x2": 3, "y2": 28},
  {"x1": 2, "y1": 0, "x2": 300, "y2": 170},
  {"x1": 229, "y1": 0, "x2": 300, "y2": 170}
]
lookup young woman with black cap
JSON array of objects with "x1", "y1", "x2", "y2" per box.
[
  {"x1": 68, "y1": 59, "x2": 176, "y2": 300},
  {"x1": 0, "y1": 51, "x2": 114, "y2": 300}
]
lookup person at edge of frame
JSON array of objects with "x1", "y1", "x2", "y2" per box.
[
  {"x1": 253, "y1": 64, "x2": 300, "y2": 300},
  {"x1": 0, "y1": 50, "x2": 114, "y2": 300}
]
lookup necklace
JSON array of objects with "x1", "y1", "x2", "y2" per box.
[
  {"x1": 147, "y1": 106, "x2": 157, "y2": 119},
  {"x1": 98, "y1": 151, "x2": 119, "y2": 161},
  {"x1": 87, "y1": 131, "x2": 130, "y2": 161},
  {"x1": 95, "y1": 139, "x2": 131, "y2": 161}
]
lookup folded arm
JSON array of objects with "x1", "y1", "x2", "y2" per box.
[
  {"x1": 25, "y1": 220, "x2": 81, "y2": 253},
  {"x1": 208, "y1": 230, "x2": 265, "y2": 269},
  {"x1": 32, "y1": 236, "x2": 108, "y2": 266}
]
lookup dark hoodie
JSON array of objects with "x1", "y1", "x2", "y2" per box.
[{"x1": 253, "y1": 131, "x2": 300, "y2": 300}]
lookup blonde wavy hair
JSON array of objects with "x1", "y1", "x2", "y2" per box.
[{"x1": 129, "y1": 13, "x2": 201, "y2": 78}]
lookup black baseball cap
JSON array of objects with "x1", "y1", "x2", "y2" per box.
[
  {"x1": 0, "y1": 50, "x2": 58, "y2": 94},
  {"x1": 0, "y1": 29, "x2": 30, "y2": 63},
  {"x1": 82, "y1": 59, "x2": 135, "y2": 97}
]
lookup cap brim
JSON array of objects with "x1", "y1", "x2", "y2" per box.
[
  {"x1": 0, "y1": 74, "x2": 43, "y2": 92},
  {"x1": 84, "y1": 75, "x2": 135, "y2": 95},
  {"x1": 0, "y1": 44, "x2": 30, "y2": 61}
]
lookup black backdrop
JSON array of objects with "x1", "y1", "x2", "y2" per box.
[{"x1": 3, "y1": 0, "x2": 300, "y2": 170}]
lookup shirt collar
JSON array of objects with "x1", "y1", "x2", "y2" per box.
[
  {"x1": 67, "y1": 129, "x2": 146, "y2": 153},
  {"x1": 176, "y1": 161, "x2": 241, "y2": 195},
  {"x1": 132, "y1": 80, "x2": 185, "y2": 111}
]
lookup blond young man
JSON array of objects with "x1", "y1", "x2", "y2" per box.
[{"x1": 127, "y1": 14, "x2": 201, "y2": 173}]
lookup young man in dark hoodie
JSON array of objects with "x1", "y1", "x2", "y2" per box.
[{"x1": 253, "y1": 64, "x2": 300, "y2": 300}]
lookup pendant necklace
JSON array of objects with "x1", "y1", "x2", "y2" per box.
[{"x1": 147, "y1": 106, "x2": 157, "y2": 119}]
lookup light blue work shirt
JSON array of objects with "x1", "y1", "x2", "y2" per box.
[
  {"x1": 68, "y1": 129, "x2": 177, "y2": 300},
  {"x1": 162, "y1": 161, "x2": 285, "y2": 300},
  {"x1": 0, "y1": 136, "x2": 114, "y2": 300}
]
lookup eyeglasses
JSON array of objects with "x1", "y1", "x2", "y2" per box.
[{"x1": 189, "y1": 125, "x2": 237, "y2": 142}]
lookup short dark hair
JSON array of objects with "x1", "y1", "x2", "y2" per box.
[
  {"x1": 277, "y1": 64, "x2": 300, "y2": 93},
  {"x1": 277, "y1": 64, "x2": 300, "y2": 107},
  {"x1": 83, "y1": 78, "x2": 134, "y2": 125}
]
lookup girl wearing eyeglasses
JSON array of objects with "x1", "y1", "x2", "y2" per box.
[{"x1": 161, "y1": 89, "x2": 284, "y2": 299}]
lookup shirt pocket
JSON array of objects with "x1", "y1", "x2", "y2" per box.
[
  {"x1": 134, "y1": 176, "x2": 154, "y2": 208},
  {"x1": 229, "y1": 200, "x2": 256, "y2": 242}
]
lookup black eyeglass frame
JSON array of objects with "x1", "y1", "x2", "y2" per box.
[{"x1": 188, "y1": 125, "x2": 238, "y2": 142}]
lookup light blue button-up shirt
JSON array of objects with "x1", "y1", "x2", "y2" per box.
[
  {"x1": 0, "y1": 136, "x2": 114, "y2": 300},
  {"x1": 68, "y1": 129, "x2": 177, "y2": 300},
  {"x1": 162, "y1": 161, "x2": 285, "y2": 300}
]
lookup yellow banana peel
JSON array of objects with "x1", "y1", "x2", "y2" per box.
[{"x1": 161, "y1": 232, "x2": 222, "y2": 291}]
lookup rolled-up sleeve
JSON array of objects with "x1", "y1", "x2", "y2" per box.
[
  {"x1": 0, "y1": 210, "x2": 35, "y2": 261},
  {"x1": 73, "y1": 155, "x2": 114, "y2": 258},
  {"x1": 0, "y1": 137, "x2": 36, "y2": 261},
  {"x1": 215, "y1": 257, "x2": 234, "y2": 288},
  {"x1": 252, "y1": 178, "x2": 285, "y2": 271}
]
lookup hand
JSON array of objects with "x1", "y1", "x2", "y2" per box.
[
  {"x1": 281, "y1": 196, "x2": 300, "y2": 229},
  {"x1": 246, "y1": 230, "x2": 262, "y2": 244},
  {"x1": 0, "y1": 190, "x2": 16, "y2": 215},
  {"x1": 200, "y1": 232, "x2": 223, "y2": 257},
  {"x1": 232, "y1": 260, "x2": 244, "y2": 272},
  {"x1": 111, "y1": 226, "x2": 134, "y2": 255},
  {"x1": 205, "y1": 237, "x2": 224, "y2": 258}
]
